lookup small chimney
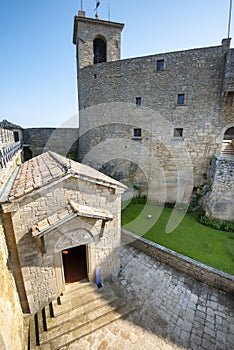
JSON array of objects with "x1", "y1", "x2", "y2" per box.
[
  {"x1": 222, "y1": 38, "x2": 231, "y2": 53},
  {"x1": 78, "y1": 10, "x2": 86, "y2": 17}
]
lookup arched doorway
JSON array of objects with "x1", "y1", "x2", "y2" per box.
[
  {"x1": 62, "y1": 245, "x2": 87, "y2": 283},
  {"x1": 221, "y1": 127, "x2": 234, "y2": 156},
  {"x1": 93, "y1": 37, "x2": 107, "y2": 64},
  {"x1": 224, "y1": 127, "x2": 234, "y2": 140}
]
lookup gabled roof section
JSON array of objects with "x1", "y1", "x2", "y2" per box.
[
  {"x1": 8, "y1": 151, "x2": 126, "y2": 201},
  {"x1": 69, "y1": 199, "x2": 113, "y2": 221},
  {"x1": 31, "y1": 200, "x2": 113, "y2": 237}
]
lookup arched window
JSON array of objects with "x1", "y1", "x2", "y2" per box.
[
  {"x1": 224, "y1": 127, "x2": 234, "y2": 140},
  {"x1": 93, "y1": 37, "x2": 107, "y2": 64}
]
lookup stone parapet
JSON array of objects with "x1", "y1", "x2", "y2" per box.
[
  {"x1": 23, "y1": 128, "x2": 79, "y2": 158},
  {"x1": 122, "y1": 229, "x2": 234, "y2": 294}
]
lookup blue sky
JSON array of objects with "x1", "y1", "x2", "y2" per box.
[{"x1": 0, "y1": 0, "x2": 233, "y2": 128}]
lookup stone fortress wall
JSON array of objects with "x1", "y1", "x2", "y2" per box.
[
  {"x1": 23, "y1": 127, "x2": 79, "y2": 158},
  {"x1": 0, "y1": 10, "x2": 233, "y2": 350},
  {"x1": 74, "y1": 12, "x2": 234, "y2": 218}
]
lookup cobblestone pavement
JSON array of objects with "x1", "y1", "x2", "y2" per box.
[{"x1": 66, "y1": 245, "x2": 234, "y2": 350}]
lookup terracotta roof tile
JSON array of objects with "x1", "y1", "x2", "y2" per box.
[
  {"x1": 9, "y1": 152, "x2": 65, "y2": 200},
  {"x1": 9, "y1": 151, "x2": 127, "y2": 201},
  {"x1": 49, "y1": 152, "x2": 127, "y2": 189}
]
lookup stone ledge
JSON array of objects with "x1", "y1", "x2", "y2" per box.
[{"x1": 121, "y1": 229, "x2": 234, "y2": 294}]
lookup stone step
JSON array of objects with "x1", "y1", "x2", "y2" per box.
[
  {"x1": 60, "y1": 282, "x2": 103, "y2": 303},
  {"x1": 62, "y1": 281, "x2": 97, "y2": 297},
  {"x1": 40, "y1": 298, "x2": 127, "y2": 344},
  {"x1": 221, "y1": 142, "x2": 234, "y2": 156},
  {"x1": 62, "y1": 281, "x2": 115, "y2": 300},
  {"x1": 222, "y1": 146, "x2": 234, "y2": 152},
  {"x1": 222, "y1": 152, "x2": 234, "y2": 156},
  {"x1": 46, "y1": 290, "x2": 118, "y2": 330},
  {"x1": 52, "y1": 283, "x2": 116, "y2": 317},
  {"x1": 63, "y1": 280, "x2": 92, "y2": 294},
  {"x1": 39, "y1": 301, "x2": 135, "y2": 350}
]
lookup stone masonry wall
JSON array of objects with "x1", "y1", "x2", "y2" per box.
[
  {"x1": 78, "y1": 41, "x2": 234, "y2": 203},
  {"x1": 202, "y1": 155, "x2": 234, "y2": 221},
  {"x1": 0, "y1": 215, "x2": 24, "y2": 349},
  {"x1": 222, "y1": 47, "x2": 234, "y2": 96},
  {"x1": 79, "y1": 42, "x2": 233, "y2": 199},
  {"x1": 122, "y1": 229, "x2": 234, "y2": 294},
  {"x1": 23, "y1": 128, "x2": 79, "y2": 158},
  {"x1": 9, "y1": 178, "x2": 121, "y2": 313}
]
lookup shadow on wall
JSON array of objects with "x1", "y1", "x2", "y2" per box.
[{"x1": 99, "y1": 158, "x2": 148, "y2": 196}]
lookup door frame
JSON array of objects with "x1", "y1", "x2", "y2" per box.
[{"x1": 61, "y1": 244, "x2": 92, "y2": 284}]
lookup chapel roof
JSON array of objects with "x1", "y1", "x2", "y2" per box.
[{"x1": 8, "y1": 151, "x2": 126, "y2": 201}]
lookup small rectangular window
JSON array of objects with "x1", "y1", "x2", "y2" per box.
[
  {"x1": 134, "y1": 128, "x2": 142, "y2": 137},
  {"x1": 136, "y1": 97, "x2": 142, "y2": 106},
  {"x1": 174, "y1": 128, "x2": 183, "y2": 137},
  {"x1": 177, "y1": 94, "x2": 185, "y2": 105},
  {"x1": 157, "y1": 59, "x2": 164, "y2": 71}
]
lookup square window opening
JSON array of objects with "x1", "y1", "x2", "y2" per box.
[
  {"x1": 133, "y1": 128, "x2": 142, "y2": 138},
  {"x1": 136, "y1": 97, "x2": 142, "y2": 106},
  {"x1": 177, "y1": 94, "x2": 185, "y2": 105},
  {"x1": 157, "y1": 59, "x2": 164, "y2": 71},
  {"x1": 174, "y1": 128, "x2": 183, "y2": 137}
]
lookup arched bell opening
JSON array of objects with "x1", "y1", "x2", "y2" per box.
[{"x1": 93, "y1": 36, "x2": 107, "y2": 64}]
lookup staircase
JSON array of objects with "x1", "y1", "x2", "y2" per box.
[
  {"x1": 27, "y1": 280, "x2": 135, "y2": 350},
  {"x1": 221, "y1": 140, "x2": 234, "y2": 157}
]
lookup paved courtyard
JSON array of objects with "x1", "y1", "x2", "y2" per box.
[{"x1": 65, "y1": 244, "x2": 234, "y2": 350}]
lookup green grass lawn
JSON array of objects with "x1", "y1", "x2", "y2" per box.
[{"x1": 121, "y1": 204, "x2": 234, "y2": 275}]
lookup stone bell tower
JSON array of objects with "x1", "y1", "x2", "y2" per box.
[
  {"x1": 73, "y1": 10, "x2": 124, "y2": 162},
  {"x1": 73, "y1": 10, "x2": 124, "y2": 71}
]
